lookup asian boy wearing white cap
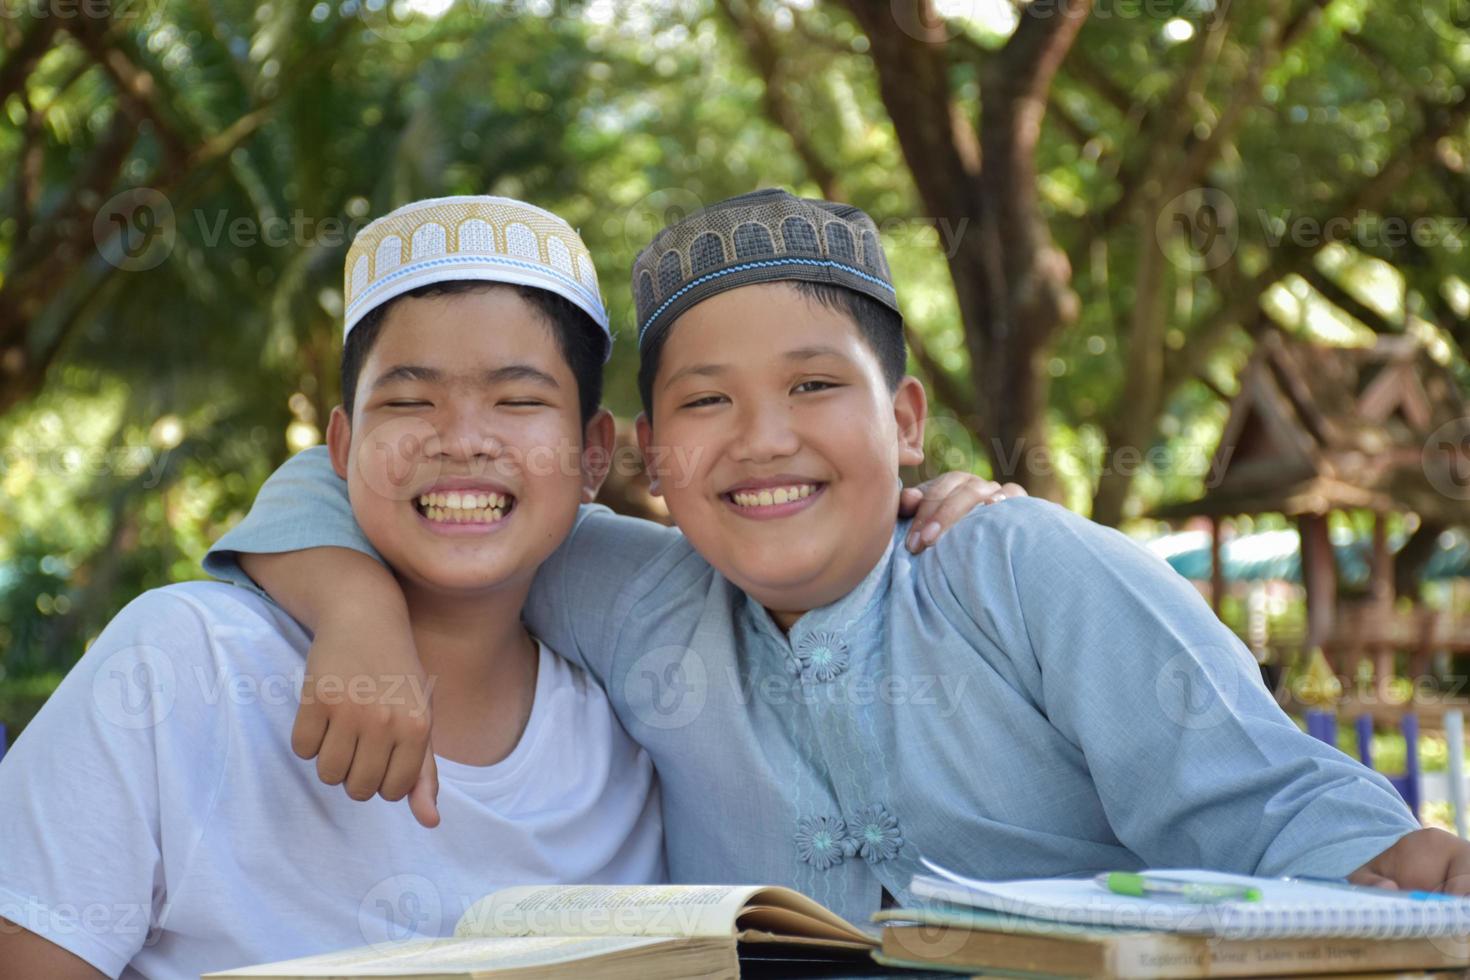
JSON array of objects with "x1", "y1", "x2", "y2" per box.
[{"x1": 0, "y1": 196, "x2": 665, "y2": 980}]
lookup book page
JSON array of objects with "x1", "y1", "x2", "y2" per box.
[
  {"x1": 913, "y1": 860, "x2": 1470, "y2": 938},
  {"x1": 455, "y1": 884, "x2": 769, "y2": 939},
  {"x1": 205, "y1": 935, "x2": 677, "y2": 977},
  {"x1": 735, "y1": 901, "x2": 876, "y2": 944}
]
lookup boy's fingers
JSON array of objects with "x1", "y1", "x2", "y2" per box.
[
  {"x1": 905, "y1": 476, "x2": 988, "y2": 552},
  {"x1": 1443, "y1": 840, "x2": 1470, "y2": 894},
  {"x1": 912, "y1": 485, "x2": 989, "y2": 552},
  {"x1": 1347, "y1": 865, "x2": 1399, "y2": 889},
  {"x1": 290, "y1": 700, "x2": 329, "y2": 760},
  {"x1": 379, "y1": 724, "x2": 430, "y2": 802},
  {"x1": 998, "y1": 482, "x2": 1027, "y2": 499},
  {"x1": 897, "y1": 486, "x2": 924, "y2": 515},
  {"x1": 315, "y1": 723, "x2": 357, "y2": 786},
  {"x1": 408, "y1": 750, "x2": 440, "y2": 829},
  {"x1": 343, "y1": 730, "x2": 394, "y2": 802}
]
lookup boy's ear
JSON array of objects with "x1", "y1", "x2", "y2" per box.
[
  {"x1": 634, "y1": 412, "x2": 662, "y2": 497},
  {"x1": 893, "y1": 375, "x2": 927, "y2": 469},
  {"x1": 326, "y1": 406, "x2": 352, "y2": 481},
  {"x1": 580, "y1": 409, "x2": 616, "y2": 503}
]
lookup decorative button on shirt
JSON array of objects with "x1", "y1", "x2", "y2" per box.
[
  {"x1": 794, "y1": 630, "x2": 850, "y2": 682},
  {"x1": 851, "y1": 805, "x2": 903, "y2": 864},
  {"x1": 795, "y1": 815, "x2": 856, "y2": 870}
]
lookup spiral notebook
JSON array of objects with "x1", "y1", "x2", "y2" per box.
[{"x1": 911, "y1": 859, "x2": 1470, "y2": 940}]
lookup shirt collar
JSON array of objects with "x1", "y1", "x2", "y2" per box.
[{"x1": 742, "y1": 520, "x2": 906, "y2": 650}]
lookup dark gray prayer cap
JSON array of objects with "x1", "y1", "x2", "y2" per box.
[{"x1": 631, "y1": 188, "x2": 900, "y2": 350}]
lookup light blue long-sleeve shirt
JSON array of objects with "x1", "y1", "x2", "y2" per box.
[{"x1": 204, "y1": 446, "x2": 1418, "y2": 924}]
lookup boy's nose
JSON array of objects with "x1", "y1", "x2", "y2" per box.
[
  {"x1": 730, "y1": 402, "x2": 801, "y2": 463},
  {"x1": 423, "y1": 404, "x2": 502, "y2": 461}
]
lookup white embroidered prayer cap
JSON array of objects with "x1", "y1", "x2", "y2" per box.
[{"x1": 342, "y1": 195, "x2": 610, "y2": 361}]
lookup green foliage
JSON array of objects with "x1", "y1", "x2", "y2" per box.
[{"x1": 1, "y1": 0, "x2": 1467, "y2": 687}]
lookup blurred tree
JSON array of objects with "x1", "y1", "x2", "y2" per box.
[
  {"x1": 715, "y1": 0, "x2": 1469, "y2": 522},
  {"x1": 0, "y1": 0, "x2": 1467, "y2": 692}
]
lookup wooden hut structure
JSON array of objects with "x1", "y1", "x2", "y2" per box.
[{"x1": 1155, "y1": 331, "x2": 1470, "y2": 706}]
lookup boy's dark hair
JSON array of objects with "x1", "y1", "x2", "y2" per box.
[
  {"x1": 635, "y1": 280, "x2": 906, "y2": 419},
  {"x1": 341, "y1": 281, "x2": 605, "y2": 427}
]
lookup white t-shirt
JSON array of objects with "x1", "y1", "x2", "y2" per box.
[{"x1": 0, "y1": 582, "x2": 665, "y2": 980}]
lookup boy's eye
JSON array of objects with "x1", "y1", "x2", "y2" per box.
[
  {"x1": 680, "y1": 395, "x2": 727, "y2": 409},
  {"x1": 500, "y1": 399, "x2": 548, "y2": 408},
  {"x1": 385, "y1": 400, "x2": 430, "y2": 408},
  {"x1": 793, "y1": 380, "x2": 840, "y2": 394}
]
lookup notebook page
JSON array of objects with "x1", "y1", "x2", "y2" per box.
[{"x1": 912, "y1": 862, "x2": 1470, "y2": 939}]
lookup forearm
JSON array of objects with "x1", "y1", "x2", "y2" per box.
[
  {"x1": 0, "y1": 922, "x2": 107, "y2": 980},
  {"x1": 241, "y1": 546, "x2": 405, "y2": 633}
]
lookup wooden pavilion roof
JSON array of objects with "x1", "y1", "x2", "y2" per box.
[{"x1": 1154, "y1": 331, "x2": 1470, "y2": 523}]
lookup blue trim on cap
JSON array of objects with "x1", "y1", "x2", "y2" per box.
[
  {"x1": 637, "y1": 257, "x2": 896, "y2": 343},
  {"x1": 347, "y1": 253, "x2": 607, "y2": 329}
]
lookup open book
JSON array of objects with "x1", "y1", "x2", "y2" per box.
[{"x1": 204, "y1": 883, "x2": 877, "y2": 980}]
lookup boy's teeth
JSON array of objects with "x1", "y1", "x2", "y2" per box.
[
  {"x1": 416, "y1": 490, "x2": 512, "y2": 523},
  {"x1": 731, "y1": 483, "x2": 818, "y2": 508}
]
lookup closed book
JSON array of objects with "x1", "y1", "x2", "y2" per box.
[{"x1": 875, "y1": 904, "x2": 1470, "y2": 979}]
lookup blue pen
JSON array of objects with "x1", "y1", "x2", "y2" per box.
[{"x1": 1290, "y1": 876, "x2": 1458, "y2": 902}]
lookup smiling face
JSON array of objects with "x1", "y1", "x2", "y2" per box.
[
  {"x1": 329, "y1": 287, "x2": 611, "y2": 601},
  {"x1": 637, "y1": 283, "x2": 926, "y2": 626}
]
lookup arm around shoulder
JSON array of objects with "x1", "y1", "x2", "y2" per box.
[
  {"x1": 523, "y1": 504, "x2": 684, "y2": 678},
  {"x1": 203, "y1": 445, "x2": 382, "y2": 602}
]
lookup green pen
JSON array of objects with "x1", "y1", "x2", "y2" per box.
[{"x1": 1096, "y1": 872, "x2": 1263, "y2": 904}]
